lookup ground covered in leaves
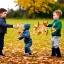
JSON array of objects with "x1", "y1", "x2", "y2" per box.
[
  {"x1": 0, "y1": 19, "x2": 64, "y2": 64},
  {"x1": 0, "y1": 48, "x2": 64, "y2": 64}
]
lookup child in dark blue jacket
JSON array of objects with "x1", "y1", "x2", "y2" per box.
[
  {"x1": 0, "y1": 8, "x2": 18, "y2": 56},
  {"x1": 18, "y1": 24, "x2": 32, "y2": 56}
]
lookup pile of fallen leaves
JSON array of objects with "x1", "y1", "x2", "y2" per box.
[
  {"x1": 0, "y1": 47, "x2": 64, "y2": 64},
  {"x1": 0, "y1": 53, "x2": 64, "y2": 64}
]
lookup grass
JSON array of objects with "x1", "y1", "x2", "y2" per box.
[
  {"x1": 0, "y1": 18, "x2": 64, "y2": 64},
  {"x1": 5, "y1": 18, "x2": 64, "y2": 54},
  {"x1": 5, "y1": 18, "x2": 52, "y2": 51}
]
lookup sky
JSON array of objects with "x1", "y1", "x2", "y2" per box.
[
  {"x1": 55, "y1": 0, "x2": 57, "y2": 1},
  {"x1": 0, "y1": 0, "x2": 19, "y2": 10}
]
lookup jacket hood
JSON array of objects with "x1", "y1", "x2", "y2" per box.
[{"x1": 24, "y1": 24, "x2": 30, "y2": 30}]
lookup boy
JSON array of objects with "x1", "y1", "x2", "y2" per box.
[
  {"x1": 18, "y1": 24, "x2": 32, "y2": 56},
  {"x1": 43, "y1": 10, "x2": 62, "y2": 57},
  {"x1": 0, "y1": 8, "x2": 18, "y2": 56}
]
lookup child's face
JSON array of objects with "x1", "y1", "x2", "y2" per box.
[
  {"x1": 0, "y1": 12, "x2": 7, "y2": 18},
  {"x1": 22, "y1": 26, "x2": 25, "y2": 31},
  {"x1": 53, "y1": 13, "x2": 59, "y2": 20}
]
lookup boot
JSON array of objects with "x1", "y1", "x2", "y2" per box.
[
  {"x1": 55, "y1": 47, "x2": 61, "y2": 57},
  {"x1": 29, "y1": 53, "x2": 32, "y2": 55},
  {"x1": 0, "y1": 50, "x2": 4, "y2": 56},
  {"x1": 0, "y1": 48, "x2": 4, "y2": 56},
  {"x1": 51, "y1": 48, "x2": 56, "y2": 56}
]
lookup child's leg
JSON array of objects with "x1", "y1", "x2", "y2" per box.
[
  {"x1": 53, "y1": 36, "x2": 61, "y2": 57},
  {"x1": 51, "y1": 48, "x2": 56, "y2": 56},
  {"x1": 0, "y1": 34, "x2": 4, "y2": 56},
  {"x1": 51, "y1": 37, "x2": 56, "y2": 56},
  {"x1": 55, "y1": 47, "x2": 61, "y2": 57},
  {"x1": 25, "y1": 43, "x2": 32, "y2": 55}
]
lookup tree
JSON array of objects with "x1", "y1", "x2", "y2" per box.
[{"x1": 15, "y1": 0, "x2": 55, "y2": 18}]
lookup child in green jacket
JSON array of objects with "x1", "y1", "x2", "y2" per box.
[{"x1": 43, "y1": 10, "x2": 62, "y2": 57}]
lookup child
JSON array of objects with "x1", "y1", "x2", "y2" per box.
[
  {"x1": 43, "y1": 10, "x2": 62, "y2": 57},
  {"x1": 0, "y1": 8, "x2": 18, "y2": 56},
  {"x1": 18, "y1": 24, "x2": 32, "y2": 56}
]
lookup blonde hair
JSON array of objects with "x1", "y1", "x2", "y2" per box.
[{"x1": 53, "y1": 10, "x2": 62, "y2": 18}]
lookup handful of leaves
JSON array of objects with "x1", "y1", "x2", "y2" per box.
[
  {"x1": 43, "y1": 21, "x2": 48, "y2": 26},
  {"x1": 33, "y1": 21, "x2": 48, "y2": 36}
]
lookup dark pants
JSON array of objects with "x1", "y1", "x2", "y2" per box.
[
  {"x1": 25, "y1": 43, "x2": 32, "y2": 54},
  {"x1": 0, "y1": 34, "x2": 4, "y2": 50}
]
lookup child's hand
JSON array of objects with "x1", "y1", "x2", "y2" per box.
[
  {"x1": 43, "y1": 21, "x2": 48, "y2": 26},
  {"x1": 13, "y1": 25, "x2": 19, "y2": 29},
  {"x1": 17, "y1": 24, "x2": 23, "y2": 28},
  {"x1": 18, "y1": 32, "x2": 22, "y2": 36},
  {"x1": 17, "y1": 39, "x2": 19, "y2": 41},
  {"x1": 52, "y1": 28, "x2": 56, "y2": 32}
]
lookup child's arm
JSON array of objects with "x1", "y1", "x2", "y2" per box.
[
  {"x1": 52, "y1": 22, "x2": 62, "y2": 32},
  {"x1": 22, "y1": 30, "x2": 30, "y2": 38},
  {"x1": 47, "y1": 24, "x2": 53, "y2": 27},
  {"x1": 43, "y1": 21, "x2": 52, "y2": 27},
  {"x1": 18, "y1": 32, "x2": 24, "y2": 40},
  {"x1": 56, "y1": 22, "x2": 62, "y2": 31},
  {"x1": 18, "y1": 30, "x2": 30, "y2": 40},
  {"x1": 0, "y1": 19, "x2": 18, "y2": 29},
  {"x1": 0, "y1": 19, "x2": 13, "y2": 27},
  {"x1": 52, "y1": 28, "x2": 56, "y2": 32},
  {"x1": 18, "y1": 36, "x2": 24, "y2": 40},
  {"x1": 44, "y1": 22, "x2": 53, "y2": 27},
  {"x1": 53, "y1": 22, "x2": 62, "y2": 32}
]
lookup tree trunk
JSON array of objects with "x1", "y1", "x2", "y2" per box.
[
  {"x1": 28, "y1": 13, "x2": 36, "y2": 19},
  {"x1": 58, "y1": 0, "x2": 64, "y2": 3}
]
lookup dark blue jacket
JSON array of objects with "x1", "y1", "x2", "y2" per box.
[
  {"x1": 18, "y1": 24, "x2": 32, "y2": 44},
  {"x1": 0, "y1": 18, "x2": 13, "y2": 34}
]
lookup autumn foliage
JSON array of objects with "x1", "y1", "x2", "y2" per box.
[
  {"x1": 15, "y1": 0, "x2": 55, "y2": 15},
  {"x1": 33, "y1": 21, "x2": 48, "y2": 36}
]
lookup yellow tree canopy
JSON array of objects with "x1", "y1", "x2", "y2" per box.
[{"x1": 15, "y1": 0, "x2": 55, "y2": 15}]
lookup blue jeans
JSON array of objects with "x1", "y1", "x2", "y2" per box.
[{"x1": 25, "y1": 43, "x2": 32, "y2": 54}]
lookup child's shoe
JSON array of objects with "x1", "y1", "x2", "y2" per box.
[
  {"x1": 23, "y1": 53, "x2": 32, "y2": 56},
  {"x1": 55, "y1": 47, "x2": 61, "y2": 57},
  {"x1": 0, "y1": 51, "x2": 5, "y2": 56},
  {"x1": 51, "y1": 48, "x2": 56, "y2": 56},
  {"x1": 23, "y1": 53, "x2": 29, "y2": 56}
]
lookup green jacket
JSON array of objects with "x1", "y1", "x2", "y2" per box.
[{"x1": 47, "y1": 20, "x2": 62, "y2": 36}]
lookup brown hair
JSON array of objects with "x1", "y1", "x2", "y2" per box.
[
  {"x1": 53, "y1": 10, "x2": 62, "y2": 18},
  {"x1": 0, "y1": 8, "x2": 7, "y2": 13}
]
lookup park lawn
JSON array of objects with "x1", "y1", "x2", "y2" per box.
[{"x1": 0, "y1": 18, "x2": 64, "y2": 64}]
